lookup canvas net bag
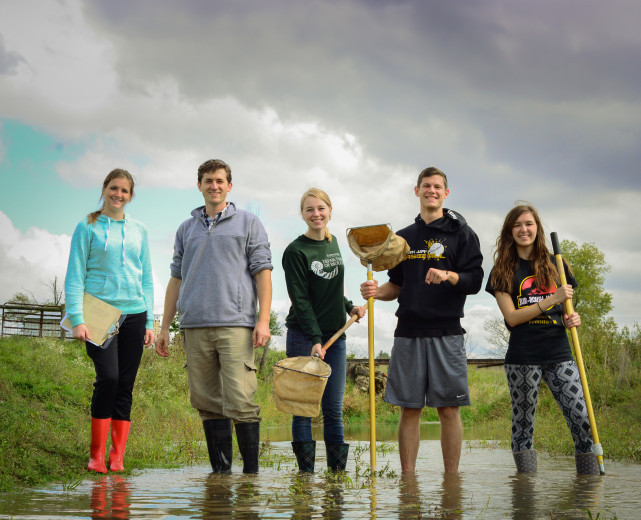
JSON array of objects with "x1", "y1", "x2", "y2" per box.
[
  {"x1": 273, "y1": 356, "x2": 332, "y2": 417},
  {"x1": 347, "y1": 224, "x2": 410, "y2": 271}
]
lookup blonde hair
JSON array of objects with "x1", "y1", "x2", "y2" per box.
[{"x1": 300, "y1": 188, "x2": 332, "y2": 242}]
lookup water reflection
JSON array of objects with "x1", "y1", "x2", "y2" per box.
[
  {"x1": 0, "y1": 440, "x2": 638, "y2": 519},
  {"x1": 398, "y1": 473, "x2": 420, "y2": 519},
  {"x1": 322, "y1": 477, "x2": 345, "y2": 520},
  {"x1": 398, "y1": 471, "x2": 463, "y2": 519},
  {"x1": 508, "y1": 466, "x2": 606, "y2": 520},
  {"x1": 440, "y1": 472, "x2": 463, "y2": 517},
  {"x1": 571, "y1": 474, "x2": 604, "y2": 512},
  {"x1": 89, "y1": 476, "x2": 130, "y2": 519},
  {"x1": 509, "y1": 473, "x2": 536, "y2": 520},
  {"x1": 198, "y1": 474, "x2": 261, "y2": 519}
]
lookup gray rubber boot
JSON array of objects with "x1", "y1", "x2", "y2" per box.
[
  {"x1": 326, "y1": 442, "x2": 349, "y2": 472},
  {"x1": 292, "y1": 441, "x2": 316, "y2": 473},
  {"x1": 575, "y1": 452, "x2": 600, "y2": 475},
  {"x1": 513, "y1": 449, "x2": 537, "y2": 473}
]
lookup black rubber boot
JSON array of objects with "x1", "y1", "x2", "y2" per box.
[
  {"x1": 513, "y1": 449, "x2": 537, "y2": 473},
  {"x1": 235, "y1": 422, "x2": 260, "y2": 474},
  {"x1": 292, "y1": 441, "x2": 316, "y2": 473},
  {"x1": 326, "y1": 442, "x2": 349, "y2": 472},
  {"x1": 575, "y1": 452, "x2": 600, "y2": 475},
  {"x1": 203, "y1": 419, "x2": 232, "y2": 473}
]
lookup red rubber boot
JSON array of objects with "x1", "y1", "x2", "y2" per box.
[
  {"x1": 88, "y1": 418, "x2": 111, "y2": 473},
  {"x1": 108, "y1": 420, "x2": 131, "y2": 472}
]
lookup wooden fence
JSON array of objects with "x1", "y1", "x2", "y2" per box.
[
  {"x1": 0, "y1": 303, "x2": 66, "y2": 338},
  {"x1": 347, "y1": 357, "x2": 504, "y2": 368}
]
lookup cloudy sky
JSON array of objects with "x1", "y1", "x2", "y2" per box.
[{"x1": 1, "y1": 0, "x2": 639, "y2": 356}]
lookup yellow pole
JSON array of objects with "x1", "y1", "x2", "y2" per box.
[
  {"x1": 551, "y1": 232, "x2": 605, "y2": 475},
  {"x1": 370, "y1": 475, "x2": 378, "y2": 519},
  {"x1": 367, "y1": 261, "x2": 377, "y2": 470}
]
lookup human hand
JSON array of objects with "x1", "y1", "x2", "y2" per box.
[
  {"x1": 144, "y1": 329, "x2": 155, "y2": 347},
  {"x1": 350, "y1": 305, "x2": 367, "y2": 323},
  {"x1": 155, "y1": 330, "x2": 170, "y2": 357},
  {"x1": 555, "y1": 284, "x2": 574, "y2": 304},
  {"x1": 425, "y1": 268, "x2": 448, "y2": 285},
  {"x1": 360, "y1": 280, "x2": 378, "y2": 300},
  {"x1": 253, "y1": 321, "x2": 271, "y2": 349},
  {"x1": 72, "y1": 324, "x2": 91, "y2": 342},
  {"x1": 564, "y1": 312, "x2": 581, "y2": 329},
  {"x1": 311, "y1": 343, "x2": 324, "y2": 360}
]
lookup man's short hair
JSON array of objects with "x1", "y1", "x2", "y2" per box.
[
  {"x1": 416, "y1": 166, "x2": 448, "y2": 190},
  {"x1": 198, "y1": 159, "x2": 232, "y2": 183}
]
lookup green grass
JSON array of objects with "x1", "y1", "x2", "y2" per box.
[
  {"x1": 0, "y1": 336, "x2": 204, "y2": 491},
  {"x1": 1, "y1": 335, "x2": 640, "y2": 492}
]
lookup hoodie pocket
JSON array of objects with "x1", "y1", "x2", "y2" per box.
[
  {"x1": 85, "y1": 276, "x2": 107, "y2": 295},
  {"x1": 103, "y1": 275, "x2": 142, "y2": 302}
]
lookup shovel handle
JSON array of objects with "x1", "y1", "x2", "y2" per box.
[{"x1": 321, "y1": 312, "x2": 362, "y2": 352}]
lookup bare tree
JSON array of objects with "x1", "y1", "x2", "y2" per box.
[
  {"x1": 7, "y1": 276, "x2": 64, "y2": 306},
  {"x1": 483, "y1": 317, "x2": 510, "y2": 357},
  {"x1": 40, "y1": 276, "x2": 64, "y2": 305},
  {"x1": 463, "y1": 332, "x2": 481, "y2": 357}
]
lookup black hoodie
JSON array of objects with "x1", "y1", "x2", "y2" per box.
[{"x1": 388, "y1": 209, "x2": 483, "y2": 337}]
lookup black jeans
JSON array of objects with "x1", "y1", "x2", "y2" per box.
[{"x1": 86, "y1": 311, "x2": 146, "y2": 420}]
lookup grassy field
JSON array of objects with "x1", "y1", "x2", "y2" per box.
[{"x1": 1, "y1": 335, "x2": 639, "y2": 492}]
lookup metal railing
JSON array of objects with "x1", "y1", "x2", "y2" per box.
[{"x1": 0, "y1": 303, "x2": 66, "y2": 338}]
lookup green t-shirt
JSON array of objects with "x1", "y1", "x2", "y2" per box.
[{"x1": 282, "y1": 234, "x2": 354, "y2": 345}]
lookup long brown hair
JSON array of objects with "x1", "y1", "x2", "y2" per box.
[
  {"x1": 300, "y1": 188, "x2": 332, "y2": 242},
  {"x1": 490, "y1": 203, "x2": 559, "y2": 293},
  {"x1": 87, "y1": 168, "x2": 135, "y2": 224}
]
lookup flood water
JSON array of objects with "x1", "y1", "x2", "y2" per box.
[{"x1": 2, "y1": 424, "x2": 639, "y2": 519}]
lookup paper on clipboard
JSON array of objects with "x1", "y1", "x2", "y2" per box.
[{"x1": 61, "y1": 293, "x2": 123, "y2": 348}]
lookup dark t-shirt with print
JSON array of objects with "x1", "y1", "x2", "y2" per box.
[
  {"x1": 485, "y1": 256, "x2": 576, "y2": 365},
  {"x1": 282, "y1": 235, "x2": 354, "y2": 345}
]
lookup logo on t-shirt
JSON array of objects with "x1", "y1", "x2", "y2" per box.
[
  {"x1": 310, "y1": 259, "x2": 340, "y2": 280},
  {"x1": 518, "y1": 276, "x2": 558, "y2": 325},
  {"x1": 406, "y1": 239, "x2": 447, "y2": 261}
]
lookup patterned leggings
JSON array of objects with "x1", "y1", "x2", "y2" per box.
[{"x1": 505, "y1": 361, "x2": 593, "y2": 454}]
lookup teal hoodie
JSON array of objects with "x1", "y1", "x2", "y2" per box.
[{"x1": 64, "y1": 214, "x2": 154, "y2": 329}]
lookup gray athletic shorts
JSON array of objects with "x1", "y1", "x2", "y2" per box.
[{"x1": 384, "y1": 335, "x2": 470, "y2": 408}]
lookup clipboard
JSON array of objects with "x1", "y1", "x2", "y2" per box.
[{"x1": 61, "y1": 293, "x2": 123, "y2": 347}]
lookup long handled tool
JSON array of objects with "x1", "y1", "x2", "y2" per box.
[
  {"x1": 321, "y1": 313, "x2": 361, "y2": 353},
  {"x1": 365, "y1": 259, "x2": 377, "y2": 470},
  {"x1": 273, "y1": 312, "x2": 361, "y2": 417},
  {"x1": 347, "y1": 224, "x2": 410, "y2": 470},
  {"x1": 551, "y1": 232, "x2": 605, "y2": 475}
]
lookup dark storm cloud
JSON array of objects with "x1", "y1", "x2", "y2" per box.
[{"x1": 82, "y1": 0, "x2": 641, "y2": 194}]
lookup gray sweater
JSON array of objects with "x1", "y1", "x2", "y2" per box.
[{"x1": 170, "y1": 203, "x2": 273, "y2": 328}]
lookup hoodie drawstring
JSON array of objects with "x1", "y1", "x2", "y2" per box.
[
  {"x1": 121, "y1": 220, "x2": 126, "y2": 266},
  {"x1": 103, "y1": 216, "x2": 127, "y2": 265},
  {"x1": 104, "y1": 218, "x2": 111, "y2": 251}
]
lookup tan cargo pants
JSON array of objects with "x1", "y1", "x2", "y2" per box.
[{"x1": 183, "y1": 327, "x2": 261, "y2": 422}]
